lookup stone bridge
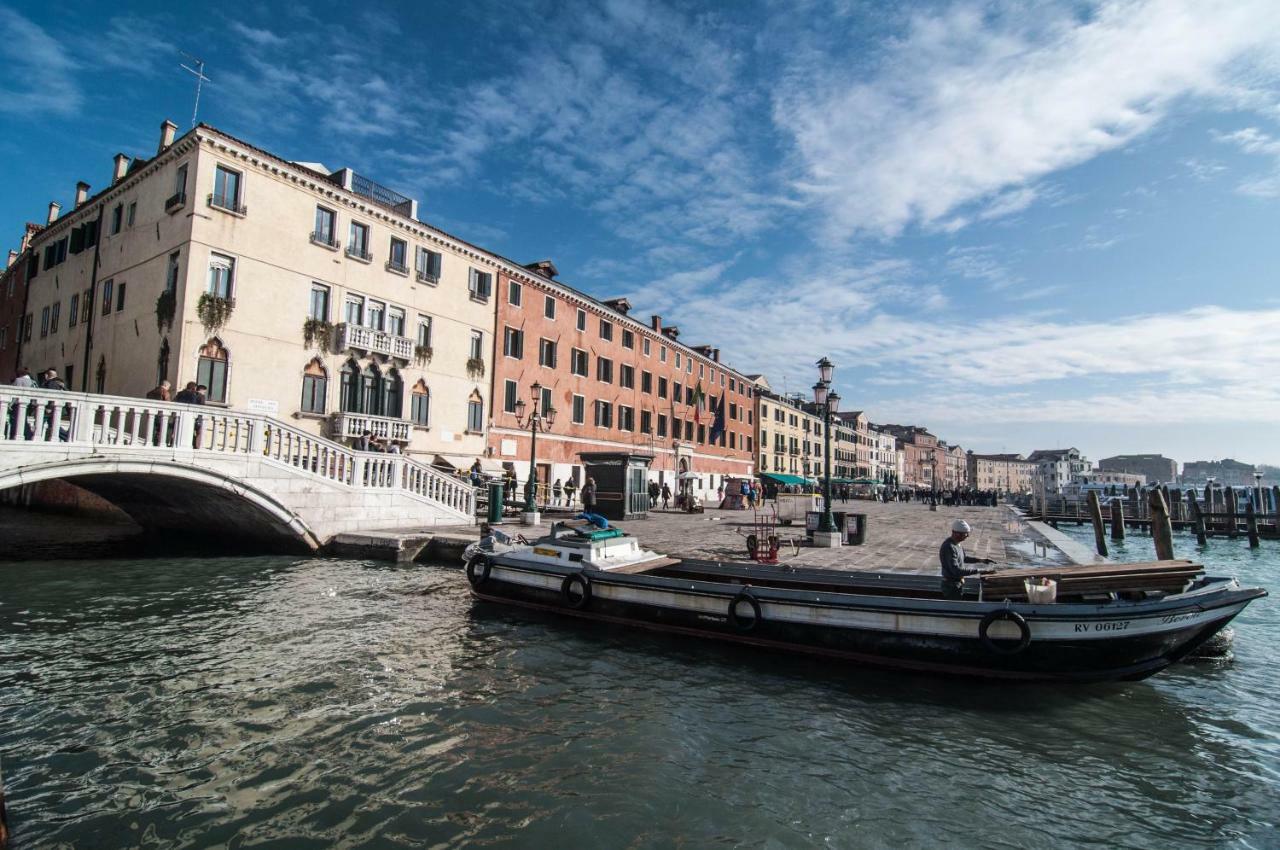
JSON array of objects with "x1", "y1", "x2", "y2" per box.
[{"x1": 0, "y1": 387, "x2": 475, "y2": 551}]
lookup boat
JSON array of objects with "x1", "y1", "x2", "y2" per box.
[{"x1": 464, "y1": 522, "x2": 1267, "y2": 683}]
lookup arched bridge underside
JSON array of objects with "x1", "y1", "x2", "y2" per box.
[{"x1": 2, "y1": 459, "x2": 320, "y2": 552}]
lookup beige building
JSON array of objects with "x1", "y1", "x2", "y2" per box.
[
  {"x1": 869, "y1": 426, "x2": 904, "y2": 485},
  {"x1": 17, "y1": 120, "x2": 498, "y2": 465},
  {"x1": 752, "y1": 377, "x2": 825, "y2": 484},
  {"x1": 967, "y1": 452, "x2": 1035, "y2": 493}
]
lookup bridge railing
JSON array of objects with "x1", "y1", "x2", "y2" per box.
[{"x1": 1, "y1": 387, "x2": 474, "y2": 518}]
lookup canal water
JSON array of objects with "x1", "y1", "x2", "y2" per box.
[{"x1": 1, "y1": 514, "x2": 1276, "y2": 848}]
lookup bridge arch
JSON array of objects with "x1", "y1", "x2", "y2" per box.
[{"x1": 0, "y1": 457, "x2": 320, "y2": 552}]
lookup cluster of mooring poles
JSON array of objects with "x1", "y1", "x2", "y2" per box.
[{"x1": 1076, "y1": 484, "x2": 1276, "y2": 558}]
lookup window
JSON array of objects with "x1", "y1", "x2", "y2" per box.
[
  {"x1": 344, "y1": 296, "x2": 364, "y2": 325},
  {"x1": 23, "y1": 313, "x2": 32, "y2": 342},
  {"x1": 660, "y1": 346, "x2": 667, "y2": 363},
  {"x1": 674, "y1": 381, "x2": 682, "y2": 403},
  {"x1": 599, "y1": 319, "x2": 613, "y2": 341},
  {"x1": 685, "y1": 386, "x2": 694, "y2": 405},
  {"x1": 544, "y1": 296, "x2": 556, "y2": 319},
  {"x1": 415, "y1": 247, "x2": 441, "y2": 283},
  {"x1": 571, "y1": 348, "x2": 588, "y2": 376},
  {"x1": 467, "y1": 396, "x2": 484, "y2": 432},
  {"x1": 503, "y1": 326, "x2": 524, "y2": 359},
  {"x1": 640, "y1": 410, "x2": 652, "y2": 433},
  {"x1": 503, "y1": 379, "x2": 519, "y2": 414},
  {"x1": 416, "y1": 315, "x2": 432, "y2": 348},
  {"x1": 596, "y1": 356, "x2": 613, "y2": 383},
  {"x1": 468, "y1": 268, "x2": 492, "y2": 300},
  {"x1": 594, "y1": 400, "x2": 612, "y2": 428},
  {"x1": 212, "y1": 165, "x2": 242, "y2": 211},
  {"x1": 347, "y1": 222, "x2": 371, "y2": 259},
  {"x1": 101, "y1": 280, "x2": 114, "y2": 316},
  {"x1": 301, "y1": 359, "x2": 327, "y2": 413},
  {"x1": 340, "y1": 360, "x2": 360, "y2": 412},
  {"x1": 50, "y1": 302, "x2": 60, "y2": 334},
  {"x1": 382, "y1": 369, "x2": 403, "y2": 418},
  {"x1": 657, "y1": 415, "x2": 668, "y2": 437},
  {"x1": 410, "y1": 380, "x2": 430, "y2": 425},
  {"x1": 366, "y1": 300, "x2": 385, "y2": 331},
  {"x1": 508, "y1": 280, "x2": 522, "y2": 306},
  {"x1": 387, "y1": 307, "x2": 405, "y2": 337},
  {"x1": 658, "y1": 377, "x2": 668, "y2": 399},
  {"x1": 675, "y1": 352, "x2": 681, "y2": 369},
  {"x1": 540, "y1": 385, "x2": 552, "y2": 415},
  {"x1": 469, "y1": 330, "x2": 484, "y2": 359},
  {"x1": 116, "y1": 282, "x2": 126, "y2": 311},
  {"x1": 539, "y1": 338, "x2": 557, "y2": 368},
  {"x1": 687, "y1": 359, "x2": 693, "y2": 374},
  {"x1": 207, "y1": 255, "x2": 234, "y2": 298},
  {"x1": 197, "y1": 339, "x2": 229, "y2": 403},
  {"x1": 697, "y1": 424, "x2": 706, "y2": 444},
  {"x1": 619, "y1": 405, "x2": 634, "y2": 431},
  {"x1": 571, "y1": 394, "x2": 585, "y2": 424},
  {"x1": 641, "y1": 371, "x2": 652, "y2": 393},
  {"x1": 309, "y1": 284, "x2": 330, "y2": 321},
  {"x1": 166, "y1": 252, "x2": 181, "y2": 291},
  {"x1": 111, "y1": 204, "x2": 123, "y2": 234},
  {"x1": 685, "y1": 420, "x2": 694, "y2": 440},
  {"x1": 40, "y1": 305, "x2": 49, "y2": 337},
  {"x1": 622, "y1": 329, "x2": 634, "y2": 349},
  {"x1": 576, "y1": 309, "x2": 586, "y2": 332},
  {"x1": 642, "y1": 338, "x2": 651, "y2": 356},
  {"x1": 314, "y1": 206, "x2": 337, "y2": 246},
  {"x1": 81, "y1": 290, "x2": 91, "y2": 323},
  {"x1": 69, "y1": 294, "x2": 79, "y2": 328},
  {"x1": 388, "y1": 238, "x2": 408, "y2": 272},
  {"x1": 619, "y1": 364, "x2": 634, "y2": 389},
  {"x1": 127, "y1": 202, "x2": 137, "y2": 227},
  {"x1": 174, "y1": 163, "x2": 188, "y2": 199},
  {"x1": 83, "y1": 220, "x2": 98, "y2": 249}
]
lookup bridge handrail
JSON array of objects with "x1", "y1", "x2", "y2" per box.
[{"x1": 0, "y1": 386, "x2": 474, "y2": 517}]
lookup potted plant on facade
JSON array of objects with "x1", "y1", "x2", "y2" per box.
[
  {"x1": 466, "y1": 356, "x2": 485, "y2": 378},
  {"x1": 154, "y1": 288, "x2": 177, "y2": 333},
  {"x1": 303, "y1": 317, "x2": 333, "y2": 351},
  {"x1": 196, "y1": 292, "x2": 234, "y2": 334},
  {"x1": 414, "y1": 344, "x2": 433, "y2": 367}
]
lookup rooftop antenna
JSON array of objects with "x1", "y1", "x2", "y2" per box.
[{"x1": 179, "y1": 51, "x2": 211, "y2": 128}]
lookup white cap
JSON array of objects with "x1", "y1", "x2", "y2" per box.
[{"x1": 952, "y1": 519, "x2": 972, "y2": 533}]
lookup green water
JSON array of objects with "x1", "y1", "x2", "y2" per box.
[{"x1": 0, "y1": 517, "x2": 1276, "y2": 848}]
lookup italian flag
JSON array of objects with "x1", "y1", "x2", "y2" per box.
[{"x1": 692, "y1": 382, "x2": 706, "y2": 424}]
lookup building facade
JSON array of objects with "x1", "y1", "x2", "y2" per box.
[
  {"x1": 0, "y1": 227, "x2": 39, "y2": 381},
  {"x1": 488, "y1": 283, "x2": 756, "y2": 502},
  {"x1": 966, "y1": 452, "x2": 1035, "y2": 493},
  {"x1": 868, "y1": 426, "x2": 903, "y2": 485},
  {"x1": 1027, "y1": 448, "x2": 1092, "y2": 494},
  {"x1": 1075, "y1": 470, "x2": 1146, "y2": 487},
  {"x1": 1097, "y1": 454, "x2": 1177, "y2": 485},
  {"x1": 1181, "y1": 459, "x2": 1259, "y2": 486},
  {"x1": 752, "y1": 378, "x2": 823, "y2": 484},
  {"x1": 879, "y1": 425, "x2": 944, "y2": 489},
  {"x1": 941, "y1": 442, "x2": 968, "y2": 489}
]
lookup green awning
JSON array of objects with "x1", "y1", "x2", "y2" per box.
[
  {"x1": 852, "y1": 478, "x2": 882, "y2": 485},
  {"x1": 759, "y1": 473, "x2": 807, "y2": 486}
]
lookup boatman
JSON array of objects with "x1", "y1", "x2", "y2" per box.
[{"x1": 939, "y1": 519, "x2": 996, "y2": 599}]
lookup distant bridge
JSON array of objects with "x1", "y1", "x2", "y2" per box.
[{"x1": 0, "y1": 387, "x2": 475, "y2": 551}]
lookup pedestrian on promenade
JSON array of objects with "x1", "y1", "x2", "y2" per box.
[
  {"x1": 582, "y1": 477, "x2": 597, "y2": 513},
  {"x1": 553, "y1": 478, "x2": 563, "y2": 507},
  {"x1": 564, "y1": 477, "x2": 578, "y2": 508},
  {"x1": 716, "y1": 482, "x2": 724, "y2": 506},
  {"x1": 661, "y1": 482, "x2": 671, "y2": 510},
  {"x1": 939, "y1": 519, "x2": 996, "y2": 599},
  {"x1": 648, "y1": 480, "x2": 659, "y2": 509}
]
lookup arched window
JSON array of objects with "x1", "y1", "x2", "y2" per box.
[
  {"x1": 466, "y1": 389, "x2": 484, "y2": 433},
  {"x1": 361, "y1": 363, "x2": 381, "y2": 415},
  {"x1": 340, "y1": 360, "x2": 360, "y2": 412},
  {"x1": 301, "y1": 358, "x2": 327, "y2": 414},
  {"x1": 410, "y1": 379, "x2": 429, "y2": 426},
  {"x1": 157, "y1": 338, "x2": 170, "y2": 386},
  {"x1": 382, "y1": 368, "x2": 403, "y2": 418},
  {"x1": 197, "y1": 338, "x2": 228, "y2": 402}
]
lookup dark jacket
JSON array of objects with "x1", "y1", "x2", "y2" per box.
[
  {"x1": 174, "y1": 389, "x2": 203, "y2": 405},
  {"x1": 940, "y1": 537, "x2": 986, "y2": 597},
  {"x1": 581, "y1": 483, "x2": 596, "y2": 507}
]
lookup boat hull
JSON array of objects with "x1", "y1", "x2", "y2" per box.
[{"x1": 470, "y1": 558, "x2": 1264, "y2": 683}]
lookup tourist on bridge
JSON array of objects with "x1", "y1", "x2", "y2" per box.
[
  {"x1": 11, "y1": 366, "x2": 35, "y2": 387},
  {"x1": 351, "y1": 430, "x2": 372, "y2": 452},
  {"x1": 939, "y1": 519, "x2": 997, "y2": 599},
  {"x1": 146, "y1": 380, "x2": 171, "y2": 401}
]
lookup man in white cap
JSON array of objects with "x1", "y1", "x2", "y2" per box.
[{"x1": 939, "y1": 519, "x2": 996, "y2": 599}]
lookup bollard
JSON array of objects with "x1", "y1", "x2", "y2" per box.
[
  {"x1": 1149, "y1": 488, "x2": 1176, "y2": 561},
  {"x1": 1245, "y1": 502, "x2": 1261, "y2": 549},
  {"x1": 1088, "y1": 491, "x2": 1108, "y2": 557},
  {"x1": 1188, "y1": 494, "x2": 1208, "y2": 547},
  {"x1": 1110, "y1": 497, "x2": 1125, "y2": 541}
]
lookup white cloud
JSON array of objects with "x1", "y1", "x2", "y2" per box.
[
  {"x1": 776, "y1": 0, "x2": 1280, "y2": 238},
  {"x1": 1214, "y1": 126, "x2": 1280, "y2": 197},
  {"x1": 0, "y1": 7, "x2": 80, "y2": 115}
]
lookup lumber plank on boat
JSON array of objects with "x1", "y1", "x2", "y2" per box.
[{"x1": 597, "y1": 556, "x2": 682, "y2": 574}]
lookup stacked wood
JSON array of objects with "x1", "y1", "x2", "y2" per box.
[{"x1": 970, "y1": 560, "x2": 1203, "y2": 601}]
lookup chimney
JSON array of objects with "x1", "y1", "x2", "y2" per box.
[
  {"x1": 522, "y1": 259, "x2": 559, "y2": 279},
  {"x1": 158, "y1": 118, "x2": 178, "y2": 154},
  {"x1": 651, "y1": 314, "x2": 662, "y2": 332},
  {"x1": 75, "y1": 181, "x2": 90, "y2": 208},
  {"x1": 47, "y1": 202, "x2": 61, "y2": 225},
  {"x1": 6, "y1": 250, "x2": 16, "y2": 269},
  {"x1": 603, "y1": 297, "x2": 631, "y2": 315},
  {"x1": 712, "y1": 348, "x2": 720, "y2": 363},
  {"x1": 113, "y1": 153, "x2": 130, "y2": 183}
]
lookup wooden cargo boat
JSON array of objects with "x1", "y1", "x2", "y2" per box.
[{"x1": 464, "y1": 523, "x2": 1266, "y2": 683}]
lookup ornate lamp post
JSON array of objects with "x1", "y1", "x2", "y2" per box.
[
  {"x1": 812, "y1": 357, "x2": 841, "y2": 546},
  {"x1": 514, "y1": 381, "x2": 556, "y2": 523}
]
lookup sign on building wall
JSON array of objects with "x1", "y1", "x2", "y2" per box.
[
  {"x1": 247, "y1": 398, "x2": 279, "y2": 414},
  {"x1": 501, "y1": 439, "x2": 517, "y2": 456}
]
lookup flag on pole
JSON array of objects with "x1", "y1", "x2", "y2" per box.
[
  {"x1": 708, "y1": 394, "x2": 726, "y2": 444},
  {"x1": 692, "y1": 382, "x2": 706, "y2": 424}
]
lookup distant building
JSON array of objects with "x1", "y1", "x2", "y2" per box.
[
  {"x1": 753, "y1": 378, "x2": 825, "y2": 484},
  {"x1": 1075, "y1": 471, "x2": 1146, "y2": 487},
  {"x1": 1027, "y1": 448, "x2": 1091, "y2": 494},
  {"x1": 0, "y1": 224, "x2": 41, "y2": 381},
  {"x1": 967, "y1": 452, "x2": 1035, "y2": 494},
  {"x1": 869, "y1": 426, "x2": 903, "y2": 485},
  {"x1": 1182, "y1": 459, "x2": 1259, "y2": 486},
  {"x1": 879, "y1": 425, "x2": 943, "y2": 489},
  {"x1": 1097, "y1": 454, "x2": 1177, "y2": 485}
]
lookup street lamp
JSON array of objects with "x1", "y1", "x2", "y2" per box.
[
  {"x1": 514, "y1": 380, "x2": 556, "y2": 519},
  {"x1": 812, "y1": 361, "x2": 840, "y2": 544}
]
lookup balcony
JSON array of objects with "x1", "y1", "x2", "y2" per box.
[
  {"x1": 385, "y1": 259, "x2": 409, "y2": 276},
  {"x1": 416, "y1": 269, "x2": 438, "y2": 284},
  {"x1": 164, "y1": 192, "x2": 187, "y2": 213},
  {"x1": 345, "y1": 244, "x2": 373, "y2": 263},
  {"x1": 329, "y1": 411, "x2": 411, "y2": 443},
  {"x1": 207, "y1": 193, "x2": 247, "y2": 216},
  {"x1": 310, "y1": 230, "x2": 340, "y2": 251},
  {"x1": 336, "y1": 322, "x2": 414, "y2": 362}
]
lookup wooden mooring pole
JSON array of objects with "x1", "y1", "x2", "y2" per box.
[
  {"x1": 1110, "y1": 497, "x2": 1125, "y2": 541},
  {"x1": 1225, "y1": 487, "x2": 1239, "y2": 539},
  {"x1": 1149, "y1": 488, "x2": 1176, "y2": 560},
  {"x1": 1088, "y1": 490, "x2": 1108, "y2": 557},
  {"x1": 1245, "y1": 502, "x2": 1261, "y2": 549},
  {"x1": 1188, "y1": 493, "x2": 1208, "y2": 546}
]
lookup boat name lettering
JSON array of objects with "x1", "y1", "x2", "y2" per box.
[
  {"x1": 1073, "y1": 621, "x2": 1131, "y2": 632},
  {"x1": 1159, "y1": 613, "x2": 1197, "y2": 625}
]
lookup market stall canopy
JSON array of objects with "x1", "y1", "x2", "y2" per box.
[{"x1": 759, "y1": 473, "x2": 807, "y2": 486}]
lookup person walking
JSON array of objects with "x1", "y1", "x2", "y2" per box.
[
  {"x1": 661, "y1": 482, "x2": 671, "y2": 510},
  {"x1": 564, "y1": 477, "x2": 578, "y2": 508},
  {"x1": 581, "y1": 477, "x2": 597, "y2": 513},
  {"x1": 553, "y1": 478, "x2": 563, "y2": 507}
]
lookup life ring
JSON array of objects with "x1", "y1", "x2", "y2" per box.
[
  {"x1": 561, "y1": 571, "x2": 592, "y2": 610},
  {"x1": 978, "y1": 609, "x2": 1031, "y2": 655},
  {"x1": 465, "y1": 555, "x2": 491, "y2": 589},
  {"x1": 728, "y1": 589, "x2": 762, "y2": 632}
]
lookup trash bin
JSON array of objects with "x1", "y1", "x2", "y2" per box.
[
  {"x1": 487, "y1": 481, "x2": 504, "y2": 524},
  {"x1": 846, "y1": 512, "x2": 868, "y2": 545}
]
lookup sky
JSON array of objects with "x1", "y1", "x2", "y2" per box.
[{"x1": 2, "y1": 0, "x2": 1280, "y2": 466}]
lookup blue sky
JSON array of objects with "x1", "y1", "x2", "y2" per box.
[{"x1": 3, "y1": 0, "x2": 1280, "y2": 465}]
